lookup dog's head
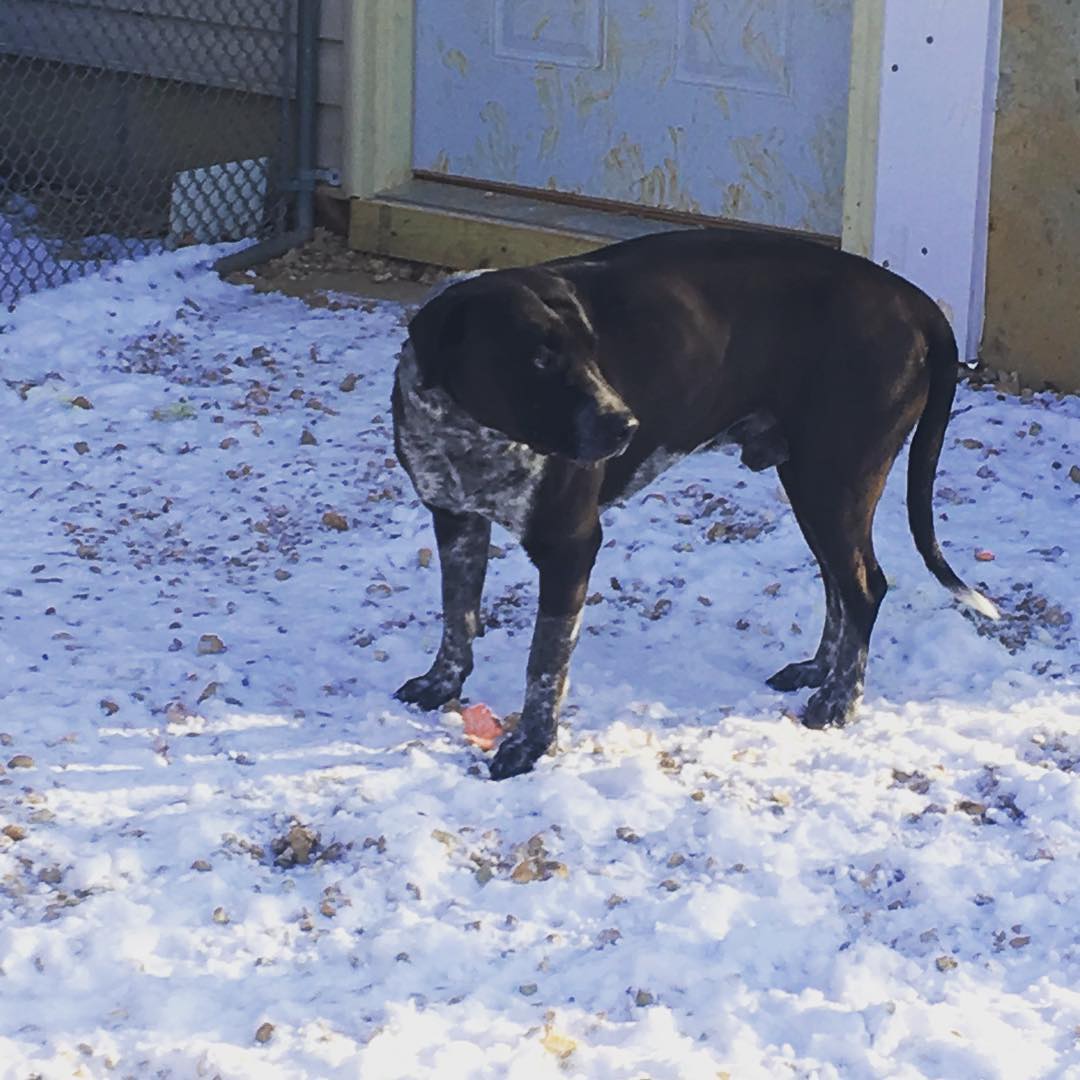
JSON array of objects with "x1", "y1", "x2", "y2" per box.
[{"x1": 406, "y1": 269, "x2": 638, "y2": 464}]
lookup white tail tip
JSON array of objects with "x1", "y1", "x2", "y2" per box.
[{"x1": 955, "y1": 586, "x2": 1001, "y2": 621}]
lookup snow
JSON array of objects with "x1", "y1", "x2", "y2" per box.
[{"x1": 0, "y1": 244, "x2": 1078, "y2": 1079}]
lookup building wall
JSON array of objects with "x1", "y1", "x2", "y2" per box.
[
  {"x1": 314, "y1": 0, "x2": 345, "y2": 180},
  {"x1": 982, "y1": 0, "x2": 1080, "y2": 390}
]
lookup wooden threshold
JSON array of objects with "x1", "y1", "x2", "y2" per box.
[
  {"x1": 350, "y1": 178, "x2": 841, "y2": 272},
  {"x1": 413, "y1": 170, "x2": 838, "y2": 246},
  {"x1": 349, "y1": 177, "x2": 688, "y2": 269}
]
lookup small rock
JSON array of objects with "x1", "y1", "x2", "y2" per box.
[
  {"x1": 1069, "y1": 465, "x2": 1080, "y2": 485},
  {"x1": 74, "y1": 441, "x2": 90, "y2": 455},
  {"x1": 212, "y1": 906, "x2": 229, "y2": 924},
  {"x1": 615, "y1": 827, "x2": 640, "y2": 844},
  {"x1": 935, "y1": 955, "x2": 958, "y2": 972},
  {"x1": 197, "y1": 682, "x2": 219, "y2": 704},
  {"x1": 2, "y1": 824, "x2": 27, "y2": 841},
  {"x1": 38, "y1": 866, "x2": 62, "y2": 884},
  {"x1": 659, "y1": 879, "x2": 680, "y2": 892},
  {"x1": 254, "y1": 1022, "x2": 274, "y2": 1044},
  {"x1": 322, "y1": 510, "x2": 349, "y2": 532},
  {"x1": 273, "y1": 823, "x2": 320, "y2": 867},
  {"x1": 191, "y1": 859, "x2": 212, "y2": 872},
  {"x1": 418, "y1": 547, "x2": 433, "y2": 568},
  {"x1": 274, "y1": 569, "x2": 291, "y2": 581},
  {"x1": 519, "y1": 983, "x2": 538, "y2": 996},
  {"x1": 339, "y1": 373, "x2": 359, "y2": 392},
  {"x1": 300, "y1": 428, "x2": 318, "y2": 446},
  {"x1": 100, "y1": 699, "x2": 119, "y2": 716},
  {"x1": 70, "y1": 395, "x2": 93, "y2": 410},
  {"x1": 634, "y1": 989, "x2": 655, "y2": 1007},
  {"x1": 511, "y1": 860, "x2": 540, "y2": 884},
  {"x1": 197, "y1": 634, "x2": 226, "y2": 656},
  {"x1": 7, "y1": 755, "x2": 33, "y2": 769},
  {"x1": 974, "y1": 550, "x2": 995, "y2": 562}
]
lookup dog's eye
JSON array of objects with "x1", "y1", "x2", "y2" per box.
[{"x1": 533, "y1": 348, "x2": 556, "y2": 372}]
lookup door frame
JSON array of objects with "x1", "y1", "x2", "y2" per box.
[{"x1": 343, "y1": 0, "x2": 1002, "y2": 358}]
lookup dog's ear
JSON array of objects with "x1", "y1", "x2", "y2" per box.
[{"x1": 408, "y1": 291, "x2": 470, "y2": 390}]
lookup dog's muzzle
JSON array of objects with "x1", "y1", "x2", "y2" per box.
[{"x1": 573, "y1": 404, "x2": 639, "y2": 463}]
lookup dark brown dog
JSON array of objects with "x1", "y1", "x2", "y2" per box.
[{"x1": 391, "y1": 228, "x2": 998, "y2": 779}]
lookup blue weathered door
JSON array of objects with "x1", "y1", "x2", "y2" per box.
[{"x1": 413, "y1": 0, "x2": 853, "y2": 236}]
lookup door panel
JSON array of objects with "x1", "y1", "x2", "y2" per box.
[{"x1": 414, "y1": 0, "x2": 853, "y2": 235}]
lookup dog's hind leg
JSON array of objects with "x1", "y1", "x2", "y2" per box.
[
  {"x1": 767, "y1": 489, "x2": 841, "y2": 692},
  {"x1": 396, "y1": 507, "x2": 491, "y2": 710},
  {"x1": 775, "y1": 456, "x2": 890, "y2": 729},
  {"x1": 489, "y1": 524, "x2": 602, "y2": 780}
]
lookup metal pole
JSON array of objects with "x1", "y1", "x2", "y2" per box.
[{"x1": 295, "y1": 0, "x2": 319, "y2": 237}]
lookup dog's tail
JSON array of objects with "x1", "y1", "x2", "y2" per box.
[{"x1": 907, "y1": 311, "x2": 1000, "y2": 620}]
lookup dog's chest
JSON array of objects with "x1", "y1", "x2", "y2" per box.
[{"x1": 394, "y1": 349, "x2": 547, "y2": 538}]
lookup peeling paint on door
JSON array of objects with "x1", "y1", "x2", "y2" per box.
[
  {"x1": 414, "y1": 0, "x2": 853, "y2": 233},
  {"x1": 442, "y1": 48, "x2": 469, "y2": 77}
]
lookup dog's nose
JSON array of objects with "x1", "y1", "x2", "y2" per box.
[
  {"x1": 604, "y1": 410, "x2": 639, "y2": 452},
  {"x1": 576, "y1": 406, "x2": 639, "y2": 462}
]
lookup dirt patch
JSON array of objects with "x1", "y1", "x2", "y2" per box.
[{"x1": 222, "y1": 228, "x2": 450, "y2": 308}]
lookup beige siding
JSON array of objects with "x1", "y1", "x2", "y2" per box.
[
  {"x1": 317, "y1": 0, "x2": 345, "y2": 178},
  {"x1": 982, "y1": 0, "x2": 1080, "y2": 390}
]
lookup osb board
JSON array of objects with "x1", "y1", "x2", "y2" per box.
[{"x1": 982, "y1": 0, "x2": 1080, "y2": 390}]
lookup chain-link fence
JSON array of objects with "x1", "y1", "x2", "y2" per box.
[{"x1": 0, "y1": 0, "x2": 309, "y2": 308}]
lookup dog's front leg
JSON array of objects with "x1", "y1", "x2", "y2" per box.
[
  {"x1": 489, "y1": 525, "x2": 601, "y2": 780},
  {"x1": 396, "y1": 507, "x2": 491, "y2": 710}
]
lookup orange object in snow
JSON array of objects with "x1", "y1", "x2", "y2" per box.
[{"x1": 461, "y1": 703, "x2": 504, "y2": 750}]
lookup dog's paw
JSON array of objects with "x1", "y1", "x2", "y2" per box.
[
  {"x1": 767, "y1": 659, "x2": 828, "y2": 692},
  {"x1": 394, "y1": 671, "x2": 461, "y2": 711},
  {"x1": 801, "y1": 684, "x2": 861, "y2": 730},
  {"x1": 489, "y1": 732, "x2": 547, "y2": 781}
]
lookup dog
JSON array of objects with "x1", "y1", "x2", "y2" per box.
[{"x1": 391, "y1": 227, "x2": 999, "y2": 780}]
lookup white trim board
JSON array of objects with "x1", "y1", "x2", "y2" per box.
[{"x1": 864, "y1": 1, "x2": 1003, "y2": 359}]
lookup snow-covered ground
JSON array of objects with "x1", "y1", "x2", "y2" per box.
[{"x1": 0, "y1": 245, "x2": 1077, "y2": 1079}]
